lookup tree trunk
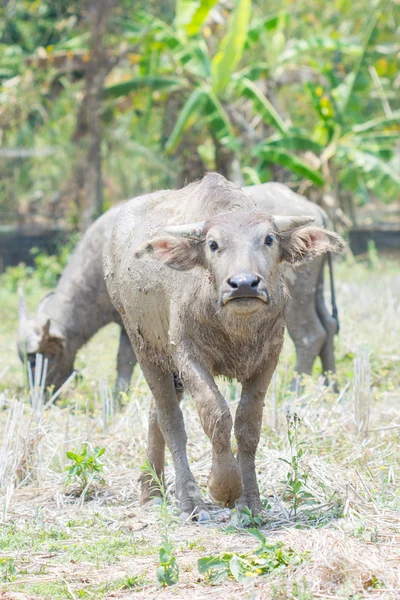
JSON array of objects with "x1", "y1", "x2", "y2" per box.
[
  {"x1": 74, "y1": 0, "x2": 118, "y2": 231},
  {"x1": 81, "y1": 66, "x2": 105, "y2": 230}
]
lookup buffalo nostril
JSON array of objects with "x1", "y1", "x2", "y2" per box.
[
  {"x1": 227, "y1": 278, "x2": 239, "y2": 289},
  {"x1": 228, "y1": 273, "x2": 261, "y2": 290}
]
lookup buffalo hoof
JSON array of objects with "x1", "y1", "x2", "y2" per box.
[
  {"x1": 180, "y1": 507, "x2": 210, "y2": 523},
  {"x1": 237, "y1": 492, "x2": 263, "y2": 516},
  {"x1": 177, "y1": 480, "x2": 209, "y2": 522},
  {"x1": 208, "y1": 457, "x2": 243, "y2": 508},
  {"x1": 141, "y1": 496, "x2": 162, "y2": 507},
  {"x1": 139, "y1": 473, "x2": 163, "y2": 505}
]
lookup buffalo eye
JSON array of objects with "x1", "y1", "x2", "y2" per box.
[
  {"x1": 265, "y1": 234, "x2": 274, "y2": 247},
  {"x1": 208, "y1": 240, "x2": 219, "y2": 252}
]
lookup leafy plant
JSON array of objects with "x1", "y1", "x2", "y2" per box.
[
  {"x1": 0, "y1": 557, "x2": 16, "y2": 582},
  {"x1": 280, "y1": 412, "x2": 316, "y2": 517},
  {"x1": 65, "y1": 445, "x2": 106, "y2": 494},
  {"x1": 1, "y1": 263, "x2": 33, "y2": 292},
  {"x1": 231, "y1": 505, "x2": 263, "y2": 529},
  {"x1": 30, "y1": 233, "x2": 79, "y2": 288},
  {"x1": 367, "y1": 240, "x2": 381, "y2": 270},
  {"x1": 198, "y1": 528, "x2": 303, "y2": 584},
  {"x1": 122, "y1": 574, "x2": 148, "y2": 589},
  {"x1": 140, "y1": 460, "x2": 179, "y2": 587}
]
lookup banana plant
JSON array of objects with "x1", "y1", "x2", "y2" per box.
[
  {"x1": 104, "y1": 1, "x2": 400, "y2": 200},
  {"x1": 308, "y1": 12, "x2": 400, "y2": 205},
  {"x1": 106, "y1": 0, "x2": 387, "y2": 187}
]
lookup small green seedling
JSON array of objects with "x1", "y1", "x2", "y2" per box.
[
  {"x1": 65, "y1": 444, "x2": 105, "y2": 494},
  {"x1": 280, "y1": 412, "x2": 316, "y2": 516},
  {"x1": 198, "y1": 528, "x2": 303, "y2": 584},
  {"x1": 156, "y1": 541, "x2": 179, "y2": 587},
  {"x1": 0, "y1": 557, "x2": 16, "y2": 582},
  {"x1": 231, "y1": 505, "x2": 263, "y2": 529},
  {"x1": 123, "y1": 574, "x2": 148, "y2": 589},
  {"x1": 140, "y1": 460, "x2": 179, "y2": 587}
]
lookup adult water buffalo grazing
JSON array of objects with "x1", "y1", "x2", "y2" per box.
[
  {"x1": 245, "y1": 183, "x2": 339, "y2": 385},
  {"x1": 17, "y1": 206, "x2": 137, "y2": 395},
  {"x1": 104, "y1": 173, "x2": 344, "y2": 517}
]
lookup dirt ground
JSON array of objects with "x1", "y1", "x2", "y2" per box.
[{"x1": 0, "y1": 256, "x2": 399, "y2": 599}]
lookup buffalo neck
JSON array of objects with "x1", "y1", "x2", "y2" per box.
[{"x1": 174, "y1": 271, "x2": 288, "y2": 381}]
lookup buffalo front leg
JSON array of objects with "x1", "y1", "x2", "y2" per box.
[
  {"x1": 114, "y1": 327, "x2": 137, "y2": 397},
  {"x1": 138, "y1": 358, "x2": 207, "y2": 519},
  {"x1": 179, "y1": 356, "x2": 243, "y2": 508},
  {"x1": 235, "y1": 362, "x2": 278, "y2": 514}
]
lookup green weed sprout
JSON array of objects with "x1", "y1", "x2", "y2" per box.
[
  {"x1": 65, "y1": 444, "x2": 105, "y2": 494},
  {"x1": 140, "y1": 460, "x2": 179, "y2": 587}
]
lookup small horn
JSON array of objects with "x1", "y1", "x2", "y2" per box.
[
  {"x1": 165, "y1": 221, "x2": 206, "y2": 240},
  {"x1": 274, "y1": 215, "x2": 315, "y2": 232},
  {"x1": 43, "y1": 318, "x2": 51, "y2": 337},
  {"x1": 18, "y1": 287, "x2": 28, "y2": 323}
]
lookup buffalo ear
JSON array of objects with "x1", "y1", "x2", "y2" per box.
[
  {"x1": 280, "y1": 226, "x2": 345, "y2": 265},
  {"x1": 135, "y1": 236, "x2": 204, "y2": 271},
  {"x1": 42, "y1": 319, "x2": 65, "y2": 352}
]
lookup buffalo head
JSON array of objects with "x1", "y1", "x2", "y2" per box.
[
  {"x1": 135, "y1": 211, "x2": 345, "y2": 316},
  {"x1": 17, "y1": 288, "x2": 66, "y2": 388}
]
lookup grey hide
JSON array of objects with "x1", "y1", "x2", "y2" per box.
[
  {"x1": 104, "y1": 173, "x2": 344, "y2": 517},
  {"x1": 17, "y1": 205, "x2": 137, "y2": 394}
]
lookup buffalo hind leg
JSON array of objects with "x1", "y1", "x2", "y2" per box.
[
  {"x1": 286, "y1": 306, "x2": 327, "y2": 391},
  {"x1": 140, "y1": 396, "x2": 165, "y2": 504},
  {"x1": 315, "y1": 268, "x2": 339, "y2": 391},
  {"x1": 140, "y1": 380, "x2": 183, "y2": 505},
  {"x1": 114, "y1": 327, "x2": 137, "y2": 399},
  {"x1": 138, "y1": 358, "x2": 207, "y2": 519}
]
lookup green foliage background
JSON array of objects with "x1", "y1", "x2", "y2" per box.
[{"x1": 0, "y1": 0, "x2": 399, "y2": 225}]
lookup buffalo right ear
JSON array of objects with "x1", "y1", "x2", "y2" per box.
[{"x1": 135, "y1": 236, "x2": 204, "y2": 271}]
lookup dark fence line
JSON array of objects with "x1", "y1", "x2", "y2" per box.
[
  {"x1": 349, "y1": 226, "x2": 400, "y2": 256},
  {"x1": 1, "y1": 225, "x2": 399, "y2": 273},
  {"x1": 0, "y1": 228, "x2": 71, "y2": 273}
]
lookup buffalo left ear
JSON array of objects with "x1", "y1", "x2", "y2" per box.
[
  {"x1": 135, "y1": 236, "x2": 204, "y2": 271},
  {"x1": 280, "y1": 226, "x2": 345, "y2": 265},
  {"x1": 43, "y1": 319, "x2": 65, "y2": 351}
]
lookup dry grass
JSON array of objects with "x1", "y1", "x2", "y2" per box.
[{"x1": 0, "y1": 256, "x2": 399, "y2": 599}]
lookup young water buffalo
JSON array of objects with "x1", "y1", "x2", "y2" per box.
[
  {"x1": 104, "y1": 173, "x2": 344, "y2": 517},
  {"x1": 17, "y1": 205, "x2": 137, "y2": 395}
]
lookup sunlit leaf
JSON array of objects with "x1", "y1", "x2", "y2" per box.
[
  {"x1": 256, "y1": 146, "x2": 325, "y2": 186},
  {"x1": 239, "y1": 78, "x2": 288, "y2": 135},
  {"x1": 104, "y1": 76, "x2": 185, "y2": 98},
  {"x1": 246, "y1": 11, "x2": 289, "y2": 47},
  {"x1": 265, "y1": 134, "x2": 323, "y2": 153},
  {"x1": 336, "y1": 12, "x2": 379, "y2": 116},
  {"x1": 211, "y1": 0, "x2": 252, "y2": 96},
  {"x1": 164, "y1": 88, "x2": 208, "y2": 153},
  {"x1": 203, "y1": 90, "x2": 234, "y2": 141},
  {"x1": 344, "y1": 148, "x2": 400, "y2": 187},
  {"x1": 175, "y1": 0, "x2": 218, "y2": 37},
  {"x1": 280, "y1": 36, "x2": 362, "y2": 64},
  {"x1": 352, "y1": 111, "x2": 400, "y2": 133}
]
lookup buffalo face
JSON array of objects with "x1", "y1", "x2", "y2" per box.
[{"x1": 135, "y1": 210, "x2": 345, "y2": 317}]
